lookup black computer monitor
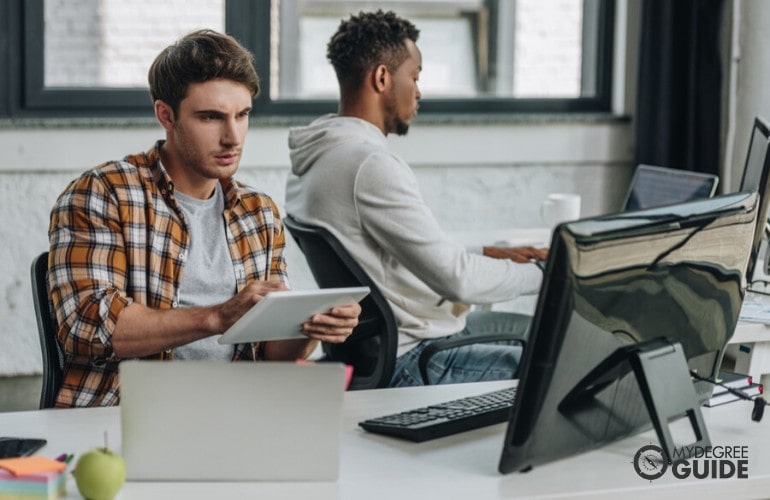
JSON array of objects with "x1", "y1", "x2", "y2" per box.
[
  {"x1": 738, "y1": 116, "x2": 770, "y2": 279},
  {"x1": 499, "y1": 191, "x2": 759, "y2": 474}
]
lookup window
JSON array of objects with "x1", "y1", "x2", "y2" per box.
[
  {"x1": 249, "y1": 0, "x2": 614, "y2": 114},
  {"x1": 8, "y1": 0, "x2": 225, "y2": 116},
  {"x1": 1, "y1": 0, "x2": 614, "y2": 118},
  {"x1": 43, "y1": 0, "x2": 225, "y2": 88}
]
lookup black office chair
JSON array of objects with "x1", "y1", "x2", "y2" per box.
[
  {"x1": 284, "y1": 217, "x2": 398, "y2": 389},
  {"x1": 283, "y1": 216, "x2": 527, "y2": 388},
  {"x1": 30, "y1": 251, "x2": 64, "y2": 409}
]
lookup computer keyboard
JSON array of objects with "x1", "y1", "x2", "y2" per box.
[{"x1": 358, "y1": 386, "x2": 517, "y2": 442}]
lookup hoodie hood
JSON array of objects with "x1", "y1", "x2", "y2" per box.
[{"x1": 288, "y1": 114, "x2": 386, "y2": 176}]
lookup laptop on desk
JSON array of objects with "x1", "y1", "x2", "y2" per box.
[
  {"x1": 119, "y1": 360, "x2": 346, "y2": 481},
  {"x1": 622, "y1": 164, "x2": 718, "y2": 212},
  {"x1": 490, "y1": 166, "x2": 717, "y2": 249}
]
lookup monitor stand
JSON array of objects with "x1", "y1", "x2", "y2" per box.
[{"x1": 559, "y1": 338, "x2": 710, "y2": 462}]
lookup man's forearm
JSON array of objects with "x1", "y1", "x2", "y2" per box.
[{"x1": 112, "y1": 302, "x2": 220, "y2": 358}]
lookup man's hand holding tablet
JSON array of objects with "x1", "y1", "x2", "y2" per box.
[{"x1": 218, "y1": 287, "x2": 370, "y2": 345}]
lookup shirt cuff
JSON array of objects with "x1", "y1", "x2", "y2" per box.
[{"x1": 466, "y1": 245, "x2": 484, "y2": 255}]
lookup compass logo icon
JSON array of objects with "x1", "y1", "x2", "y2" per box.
[{"x1": 633, "y1": 444, "x2": 669, "y2": 480}]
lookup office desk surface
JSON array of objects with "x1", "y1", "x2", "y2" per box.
[{"x1": 2, "y1": 380, "x2": 769, "y2": 500}]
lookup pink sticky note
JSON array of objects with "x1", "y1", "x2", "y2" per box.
[{"x1": 343, "y1": 364, "x2": 354, "y2": 390}]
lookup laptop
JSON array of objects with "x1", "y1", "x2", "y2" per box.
[
  {"x1": 622, "y1": 164, "x2": 719, "y2": 211},
  {"x1": 119, "y1": 360, "x2": 346, "y2": 481}
]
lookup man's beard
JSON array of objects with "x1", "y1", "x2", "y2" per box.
[
  {"x1": 394, "y1": 118, "x2": 410, "y2": 136},
  {"x1": 385, "y1": 92, "x2": 412, "y2": 136}
]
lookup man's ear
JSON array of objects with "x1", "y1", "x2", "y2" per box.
[
  {"x1": 154, "y1": 100, "x2": 175, "y2": 131},
  {"x1": 372, "y1": 64, "x2": 390, "y2": 93}
]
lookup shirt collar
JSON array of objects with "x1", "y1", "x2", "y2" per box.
[{"x1": 148, "y1": 140, "x2": 242, "y2": 209}]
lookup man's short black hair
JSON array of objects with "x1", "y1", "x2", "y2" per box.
[{"x1": 327, "y1": 10, "x2": 419, "y2": 92}]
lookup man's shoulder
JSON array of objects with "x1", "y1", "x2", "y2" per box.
[
  {"x1": 230, "y1": 181, "x2": 280, "y2": 212},
  {"x1": 76, "y1": 149, "x2": 157, "y2": 183},
  {"x1": 235, "y1": 182, "x2": 272, "y2": 200},
  {"x1": 62, "y1": 160, "x2": 140, "y2": 191},
  {"x1": 57, "y1": 149, "x2": 160, "y2": 206},
  {"x1": 94, "y1": 158, "x2": 145, "y2": 177},
  {"x1": 357, "y1": 148, "x2": 413, "y2": 179},
  {"x1": 322, "y1": 138, "x2": 404, "y2": 174}
]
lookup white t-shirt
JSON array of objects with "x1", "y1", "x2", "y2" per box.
[{"x1": 173, "y1": 183, "x2": 236, "y2": 361}]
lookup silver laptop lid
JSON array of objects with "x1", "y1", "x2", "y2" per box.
[
  {"x1": 623, "y1": 164, "x2": 719, "y2": 212},
  {"x1": 119, "y1": 360, "x2": 345, "y2": 481}
]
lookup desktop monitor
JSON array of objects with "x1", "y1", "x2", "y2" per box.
[
  {"x1": 737, "y1": 116, "x2": 770, "y2": 279},
  {"x1": 499, "y1": 191, "x2": 759, "y2": 474},
  {"x1": 622, "y1": 164, "x2": 719, "y2": 212}
]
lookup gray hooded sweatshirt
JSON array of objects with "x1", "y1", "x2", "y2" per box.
[{"x1": 285, "y1": 114, "x2": 542, "y2": 355}]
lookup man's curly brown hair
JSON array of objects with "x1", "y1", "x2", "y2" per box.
[{"x1": 327, "y1": 10, "x2": 419, "y2": 92}]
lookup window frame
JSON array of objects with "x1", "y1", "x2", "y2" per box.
[
  {"x1": 13, "y1": 0, "x2": 155, "y2": 116},
  {"x1": 2, "y1": 0, "x2": 615, "y2": 119}
]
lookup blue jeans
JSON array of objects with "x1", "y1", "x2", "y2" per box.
[{"x1": 389, "y1": 311, "x2": 531, "y2": 387}]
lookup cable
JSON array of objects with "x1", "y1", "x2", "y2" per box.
[{"x1": 690, "y1": 370, "x2": 768, "y2": 422}]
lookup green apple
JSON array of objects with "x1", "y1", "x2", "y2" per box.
[{"x1": 72, "y1": 447, "x2": 126, "y2": 500}]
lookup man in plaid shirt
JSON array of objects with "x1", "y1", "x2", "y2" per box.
[{"x1": 47, "y1": 30, "x2": 360, "y2": 407}]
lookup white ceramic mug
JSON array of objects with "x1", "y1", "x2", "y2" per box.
[{"x1": 541, "y1": 193, "x2": 582, "y2": 229}]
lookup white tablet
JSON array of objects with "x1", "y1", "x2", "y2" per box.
[{"x1": 218, "y1": 287, "x2": 370, "y2": 344}]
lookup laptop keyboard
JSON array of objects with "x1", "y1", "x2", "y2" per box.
[{"x1": 358, "y1": 386, "x2": 517, "y2": 442}]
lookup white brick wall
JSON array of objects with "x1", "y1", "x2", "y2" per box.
[
  {"x1": 44, "y1": 0, "x2": 224, "y2": 87},
  {"x1": 514, "y1": 0, "x2": 583, "y2": 96}
]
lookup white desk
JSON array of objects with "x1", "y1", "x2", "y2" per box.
[
  {"x1": 3, "y1": 380, "x2": 769, "y2": 499},
  {"x1": 729, "y1": 321, "x2": 770, "y2": 386}
]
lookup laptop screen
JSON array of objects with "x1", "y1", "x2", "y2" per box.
[{"x1": 623, "y1": 164, "x2": 718, "y2": 212}]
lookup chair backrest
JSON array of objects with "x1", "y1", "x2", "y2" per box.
[
  {"x1": 30, "y1": 251, "x2": 64, "y2": 408},
  {"x1": 283, "y1": 216, "x2": 397, "y2": 390}
]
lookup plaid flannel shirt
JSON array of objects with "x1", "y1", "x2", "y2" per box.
[{"x1": 48, "y1": 141, "x2": 288, "y2": 407}]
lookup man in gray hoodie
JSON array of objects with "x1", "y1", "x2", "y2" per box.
[{"x1": 285, "y1": 10, "x2": 547, "y2": 387}]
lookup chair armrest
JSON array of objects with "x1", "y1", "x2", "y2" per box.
[{"x1": 418, "y1": 334, "x2": 527, "y2": 385}]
